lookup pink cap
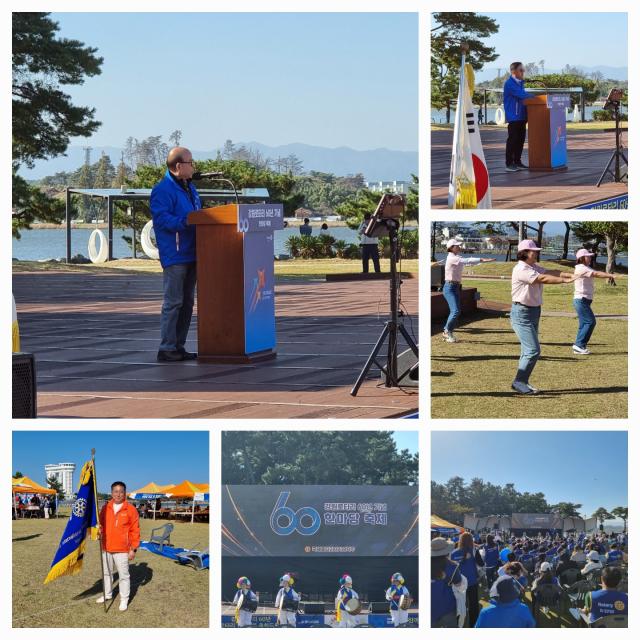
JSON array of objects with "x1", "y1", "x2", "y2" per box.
[
  {"x1": 576, "y1": 248, "x2": 595, "y2": 260},
  {"x1": 517, "y1": 239, "x2": 542, "y2": 252}
]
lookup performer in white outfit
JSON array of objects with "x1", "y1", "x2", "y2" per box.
[
  {"x1": 274, "y1": 573, "x2": 300, "y2": 627},
  {"x1": 232, "y1": 576, "x2": 258, "y2": 628},
  {"x1": 386, "y1": 572, "x2": 411, "y2": 627},
  {"x1": 335, "y1": 574, "x2": 359, "y2": 628}
]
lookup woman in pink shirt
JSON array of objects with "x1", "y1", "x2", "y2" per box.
[
  {"x1": 510, "y1": 240, "x2": 577, "y2": 394},
  {"x1": 441, "y1": 239, "x2": 496, "y2": 343},
  {"x1": 572, "y1": 248, "x2": 621, "y2": 355}
]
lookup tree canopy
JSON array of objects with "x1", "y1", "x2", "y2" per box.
[
  {"x1": 12, "y1": 12, "x2": 103, "y2": 235},
  {"x1": 221, "y1": 431, "x2": 418, "y2": 486},
  {"x1": 431, "y1": 12, "x2": 499, "y2": 110}
]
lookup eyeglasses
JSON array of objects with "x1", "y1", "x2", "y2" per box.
[{"x1": 178, "y1": 160, "x2": 194, "y2": 165}]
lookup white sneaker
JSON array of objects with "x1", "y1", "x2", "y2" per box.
[
  {"x1": 572, "y1": 345, "x2": 591, "y2": 355},
  {"x1": 511, "y1": 381, "x2": 533, "y2": 394},
  {"x1": 443, "y1": 331, "x2": 458, "y2": 343},
  {"x1": 96, "y1": 595, "x2": 112, "y2": 604},
  {"x1": 526, "y1": 383, "x2": 540, "y2": 394},
  {"x1": 119, "y1": 600, "x2": 128, "y2": 612}
]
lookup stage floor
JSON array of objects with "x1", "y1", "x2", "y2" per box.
[
  {"x1": 13, "y1": 269, "x2": 418, "y2": 419},
  {"x1": 431, "y1": 126, "x2": 628, "y2": 209}
]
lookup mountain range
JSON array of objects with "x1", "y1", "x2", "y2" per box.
[{"x1": 20, "y1": 141, "x2": 418, "y2": 183}]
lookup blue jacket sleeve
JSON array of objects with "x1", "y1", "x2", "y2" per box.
[
  {"x1": 507, "y1": 78, "x2": 534, "y2": 100},
  {"x1": 150, "y1": 187, "x2": 188, "y2": 232}
]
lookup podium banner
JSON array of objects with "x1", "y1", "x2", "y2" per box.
[
  {"x1": 237, "y1": 204, "x2": 284, "y2": 233},
  {"x1": 547, "y1": 94, "x2": 571, "y2": 168}
]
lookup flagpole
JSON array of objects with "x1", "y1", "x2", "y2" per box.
[{"x1": 91, "y1": 448, "x2": 108, "y2": 613}]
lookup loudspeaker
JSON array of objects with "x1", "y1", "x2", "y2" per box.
[
  {"x1": 13, "y1": 352, "x2": 37, "y2": 418},
  {"x1": 369, "y1": 601, "x2": 390, "y2": 614},
  {"x1": 300, "y1": 602, "x2": 325, "y2": 614},
  {"x1": 381, "y1": 347, "x2": 419, "y2": 387}
]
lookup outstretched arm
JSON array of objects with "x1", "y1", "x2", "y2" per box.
[{"x1": 535, "y1": 272, "x2": 577, "y2": 285}]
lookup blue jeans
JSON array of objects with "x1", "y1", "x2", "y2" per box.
[
  {"x1": 442, "y1": 282, "x2": 462, "y2": 333},
  {"x1": 159, "y1": 262, "x2": 197, "y2": 352},
  {"x1": 510, "y1": 303, "x2": 541, "y2": 384},
  {"x1": 573, "y1": 297, "x2": 596, "y2": 348}
]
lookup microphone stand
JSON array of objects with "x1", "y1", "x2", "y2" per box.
[{"x1": 194, "y1": 174, "x2": 240, "y2": 205}]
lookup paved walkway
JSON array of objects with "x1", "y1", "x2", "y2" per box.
[
  {"x1": 14, "y1": 269, "x2": 418, "y2": 419},
  {"x1": 431, "y1": 127, "x2": 628, "y2": 208}
]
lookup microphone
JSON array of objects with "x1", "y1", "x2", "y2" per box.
[{"x1": 192, "y1": 171, "x2": 224, "y2": 180}]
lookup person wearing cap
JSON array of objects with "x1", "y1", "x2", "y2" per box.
[
  {"x1": 531, "y1": 562, "x2": 561, "y2": 614},
  {"x1": 440, "y1": 239, "x2": 496, "y2": 343},
  {"x1": 510, "y1": 239, "x2": 577, "y2": 394},
  {"x1": 450, "y1": 532, "x2": 484, "y2": 627},
  {"x1": 386, "y1": 572, "x2": 411, "y2": 627},
  {"x1": 475, "y1": 575, "x2": 536, "y2": 628},
  {"x1": 572, "y1": 248, "x2": 622, "y2": 355},
  {"x1": 581, "y1": 550, "x2": 603, "y2": 579},
  {"x1": 335, "y1": 574, "x2": 359, "y2": 628},
  {"x1": 232, "y1": 576, "x2": 258, "y2": 627},
  {"x1": 581, "y1": 566, "x2": 628, "y2": 623},
  {"x1": 431, "y1": 537, "x2": 463, "y2": 627},
  {"x1": 275, "y1": 573, "x2": 300, "y2": 627}
]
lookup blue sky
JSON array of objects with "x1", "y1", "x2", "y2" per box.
[
  {"x1": 12, "y1": 431, "x2": 209, "y2": 493},
  {"x1": 480, "y1": 13, "x2": 628, "y2": 75},
  {"x1": 392, "y1": 431, "x2": 418, "y2": 455},
  {"x1": 431, "y1": 431, "x2": 627, "y2": 521},
  {"x1": 50, "y1": 12, "x2": 418, "y2": 152}
]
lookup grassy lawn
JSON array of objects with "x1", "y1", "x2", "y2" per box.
[
  {"x1": 431, "y1": 311, "x2": 627, "y2": 419},
  {"x1": 13, "y1": 518, "x2": 209, "y2": 628},
  {"x1": 13, "y1": 258, "x2": 418, "y2": 281}
]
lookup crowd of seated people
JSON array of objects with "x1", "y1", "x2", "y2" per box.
[{"x1": 431, "y1": 529, "x2": 628, "y2": 628}]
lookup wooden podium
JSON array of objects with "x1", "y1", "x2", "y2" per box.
[
  {"x1": 524, "y1": 94, "x2": 571, "y2": 171},
  {"x1": 187, "y1": 203, "x2": 284, "y2": 363}
]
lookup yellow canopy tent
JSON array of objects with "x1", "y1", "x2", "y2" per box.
[
  {"x1": 12, "y1": 476, "x2": 56, "y2": 494},
  {"x1": 128, "y1": 482, "x2": 175, "y2": 520},
  {"x1": 166, "y1": 480, "x2": 209, "y2": 523},
  {"x1": 431, "y1": 514, "x2": 464, "y2": 535},
  {"x1": 12, "y1": 476, "x2": 56, "y2": 519}
]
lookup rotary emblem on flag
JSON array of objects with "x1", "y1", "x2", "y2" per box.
[{"x1": 72, "y1": 498, "x2": 87, "y2": 518}]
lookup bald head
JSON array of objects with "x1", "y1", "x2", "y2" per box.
[{"x1": 166, "y1": 146, "x2": 194, "y2": 180}]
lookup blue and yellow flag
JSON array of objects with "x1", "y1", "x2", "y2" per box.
[{"x1": 44, "y1": 460, "x2": 99, "y2": 584}]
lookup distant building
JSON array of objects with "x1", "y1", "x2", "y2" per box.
[
  {"x1": 365, "y1": 180, "x2": 411, "y2": 195},
  {"x1": 44, "y1": 462, "x2": 76, "y2": 499},
  {"x1": 293, "y1": 207, "x2": 316, "y2": 219}
]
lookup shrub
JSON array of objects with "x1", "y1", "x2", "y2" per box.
[
  {"x1": 333, "y1": 239, "x2": 348, "y2": 258},
  {"x1": 592, "y1": 109, "x2": 628, "y2": 122},
  {"x1": 285, "y1": 235, "x2": 301, "y2": 258}
]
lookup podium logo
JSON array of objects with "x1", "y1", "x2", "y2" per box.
[{"x1": 270, "y1": 491, "x2": 321, "y2": 536}]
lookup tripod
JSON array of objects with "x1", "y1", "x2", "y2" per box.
[
  {"x1": 350, "y1": 222, "x2": 419, "y2": 396},
  {"x1": 597, "y1": 101, "x2": 628, "y2": 187}
]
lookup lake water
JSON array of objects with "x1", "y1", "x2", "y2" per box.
[
  {"x1": 12, "y1": 226, "x2": 363, "y2": 261},
  {"x1": 431, "y1": 105, "x2": 628, "y2": 124}
]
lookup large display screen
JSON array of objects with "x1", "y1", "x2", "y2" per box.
[{"x1": 222, "y1": 485, "x2": 418, "y2": 556}]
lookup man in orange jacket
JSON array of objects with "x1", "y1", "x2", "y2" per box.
[{"x1": 97, "y1": 481, "x2": 140, "y2": 611}]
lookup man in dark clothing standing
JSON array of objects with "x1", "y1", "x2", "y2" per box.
[
  {"x1": 503, "y1": 62, "x2": 534, "y2": 172},
  {"x1": 150, "y1": 147, "x2": 201, "y2": 362}
]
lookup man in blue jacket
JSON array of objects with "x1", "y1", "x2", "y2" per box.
[
  {"x1": 503, "y1": 62, "x2": 534, "y2": 172},
  {"x1": 475, "y1": 575, "x2": 536, "y2": 628},
  {"x1": 150, "y1": 147, "x2": 201, "y2": 362}
]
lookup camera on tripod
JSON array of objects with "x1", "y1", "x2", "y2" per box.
[
  {"x1": 363, "y1": 194, "x2": 406, "y2": 239},
  {"x1": 597, "y1": 87, "x2": 627, "y2": 187},
  {"x1": 350, "y1": 193, "x2": 418, "y2": 397}
]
